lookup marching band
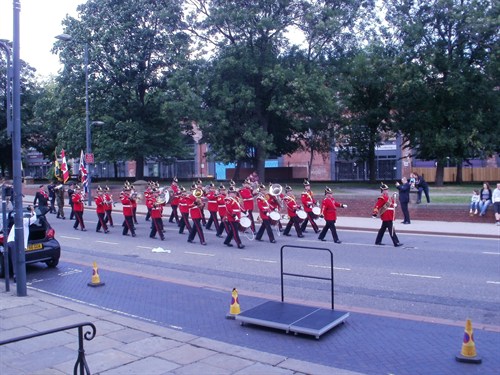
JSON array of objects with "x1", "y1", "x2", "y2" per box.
[{"x1": 48, "y1": 177, "x2": 404, "y2": 248}]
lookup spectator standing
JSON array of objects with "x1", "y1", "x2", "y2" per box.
[
  {"x1": 469, "y1": 190, "x2": 480, "y2": 216},
  {"x1": 33, "y1": 184, "x2": 49, "y2": 212},
  {"x1": 492, "y1": 183, "x2": 500, "y2": 226},
  {"x1": 396, "y1": 177, "x2": 411, "y2": 224},
  {"x1": 478, "y1": 182, "x2": 492, "y2": 216}
]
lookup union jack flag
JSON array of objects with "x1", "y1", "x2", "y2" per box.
[{"x1": 79, "y1": 150, "x2": 88, "y2": 192}]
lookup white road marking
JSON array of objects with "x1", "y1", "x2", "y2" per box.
[
  {"x1": 184, "y1": 251, "x2": 215, "y2": 257},
  {"x1": 390, "y1": 272, "x2": 441, "y2": 279},
  {"x1": 482, "y1": 252, "x2": 500, "y2": 255},
  {"x1": 58, "y1": 269, "x2": 82, "y2": 276},
  {"x1": 60, "y1": 235, "x2": 81, "y2": 240},
  {"x1": 486, "y1": 281, "x2": 500, "y2": 285},
  {"x1": 137, "y1": 246, "x2": 153, "y2": 249},
  {"x1": 96, "y1": 240, "x2": 119, "y2": 245},
  {"x1": 307, "y1": 264, "x2": 351, "y2": 271},
  {"x1": 241, "y1": 258, "x2": 277, "y2": 263}
]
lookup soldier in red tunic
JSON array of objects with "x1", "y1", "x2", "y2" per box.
[
  {"x1": 104, "y1": 185, "x2": 114, "y2": 227},
  {"x1": 300, "y1": 179, "x2": 320, "y2": 234},
  {"x1": 120, "y1": 183, "x2": 136, "y2": 237},
  {"x1": 282, "y1": 186, "x2": 304, "y2": 238},
  {"x1": 72, "y1": 185, "x2": 86, "y2": 231},
  {"x1": 144, "y1": 181, "x2": 154, "y2": 222},
  {"x1": 205, "y1": 183, "x2": 220, "y2": 232},
  {"x1": 372, "y1": 182, "x2": 403, "y2": 247},
  {"x1": 223, "y1": 186, "x2": 245, "y2": 248},
  {"x1": 94, "y1": 186, "x2": 109, "y2": 233},
  {"x1": 239, "y1": 178, "x2": 257, "y2": 233},
  {"x1": 149, "y1": 194, "x2": 166, "y2": 240},
  {"x1": 168, "y1": 177, "x2": 180, "y2": 225},
  {"x1": 178, "y1": 187, "x2": 192, "y2": 234},
  {"x1": 255, "y1": 184, "x2": 276, "y2": 243},
  {"x1": 216, "y1": 185, "x2": 229, "y2": 238},
  {"x1": 318, "y1": 187, "x2": 346, "y2": 243},
  {"x1": 187, "y1": 189, "x2": 207, "y2": 245}
]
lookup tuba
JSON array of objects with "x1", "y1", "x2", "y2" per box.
[{"x1": 269, "y1": 184, "x2": 283, "y2": 208}]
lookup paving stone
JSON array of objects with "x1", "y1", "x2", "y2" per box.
[
  {"x1": 54, "y1": 348, "x2": 139, "y2": 374},
  {"x1": 0, "y1": 312, "x2": 47, "y2": 329},
  {"x1": 173, "y1": 361, "x2": 234, "y2": 375},
  {"x1": 2, "y1": 345, "x2": 77, "y2": 373},
  {"x1": 105, "y1": 327, "x2": 153, "y2": 343},
  {"x1": 6, "y1": 330, "x2": 74, "y2": 354},
  {"x1": 156, "y1": 343, "x2": 216, "y2": 365},
  {"x1": 233, "y1": 362, "x2": 294, "y2": 375},
  {"x1": 120, "y1": 336, "x2": 181, "y2": 357},
  {"x1": 100, "y1": 356, "x2": 180, "y2": 374},
  {"x1": 199, "y1": 352, "x2": 254, "y2": 373}
]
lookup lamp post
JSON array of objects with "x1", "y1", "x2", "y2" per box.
[{"x1": 55, "y1": 34, "x2": 96, "y2": 206}]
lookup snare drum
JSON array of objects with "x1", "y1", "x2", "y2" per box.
[
  {"x1": 312, "y1": 206, "x2": 321, "y2": 216},
  {"x1": 315, "y1": 216, "x2": 326, "y2": 226},
  {"x1": 239, "y1": 216, "x2": 251, "y2": 229},
  {"x1": 269, "y1": 211, "x2": 281, "y2": 221},
  {"x1": 296, "y1": 209, "x2": 307, "y2": 220}
]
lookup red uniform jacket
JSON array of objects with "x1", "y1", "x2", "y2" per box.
[
  {"x1": 121, "y1": 194, "x2": 133, "y2": 216},
  {"x1": 179, "y1": 195, "x2": 190, "y2": 214},
  {"x1": 256, "y1": 195, "x2": 273, "y2": 220},
  {"x1": 301, "y1": 190, "x2": 316, "y2": 213},
  {"x1": 150, "y1": 204, "x2": 164, "y2": 219},
  {"x1": 206, "y1": 190, "x2": 218, "y2": 212},
  {"x1": 72, "y1": 193, "x2": 84, "y2": 212},
  {"x1": 104, "y1": 192, "x2": 113, "y2": 210},
  {"x1": 239, "y1": 187, "x2": 255, "y2": 211},
  {"x1": 94, "y1": 195, "x2": 106, "y2": 214},
  {"x1": 284, "y1": 195, "x2": 300, "y2": 217},
  {"x1": 373, "y1": 192, "x2": 396, "y2": 221},
  {"x1": 217, "y1": 194, "x2": 227, "y2": 218},
  {"x1": 225, "y1": 196, "x2": 241, "y2": 222},
  {"x1": 321, "y1": 196, "x2": 343, "y2": 221}
]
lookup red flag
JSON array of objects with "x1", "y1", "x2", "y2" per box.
[
  {"x1": 79, "y1": 150, "x2": 88, "y2": 191},
  {"x1": 60, "y1": 149, "x2": 70, "y2": 183}
]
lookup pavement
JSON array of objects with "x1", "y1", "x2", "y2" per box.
[{"x1": 0, "y1": 196, "x2": 499, "y2": 374}]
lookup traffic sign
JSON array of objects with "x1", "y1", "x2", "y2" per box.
[{"x1": 85, "y1": 153, "x2": 94, "y2": 164}]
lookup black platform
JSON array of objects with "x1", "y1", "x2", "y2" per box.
[{"x1": 236, "y1": 301, "x2": 349, "y2": 339}]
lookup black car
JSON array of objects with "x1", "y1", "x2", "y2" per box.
[{"x1": 0, "y1": 206, "x2": 61, "y2": 278}]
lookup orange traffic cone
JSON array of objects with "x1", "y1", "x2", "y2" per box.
[
  {"x1": 87, "y1": 261, "x2": 105, "y2": 287},
  {"x1": 455, "y1": 319, "x2": 481, "y2": 364},
  {"x1": 225, "y1": 288, "x2": 241, "y2": 319}
]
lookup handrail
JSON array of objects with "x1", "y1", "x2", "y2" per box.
[{"x1": 0, "y1": 321, "x2": 96, "y2": 375}]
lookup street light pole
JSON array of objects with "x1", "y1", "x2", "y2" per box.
[
  {"x1": 13, "y1": 0, "x2": 27, "y2": 296},
  {"x1": 84, "y1": 44, "x2": 92, "y2": 206}
]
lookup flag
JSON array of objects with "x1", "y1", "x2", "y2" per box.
[
  {"x1": 79, "y1": 150, "x2": 88, "y2": 192},
  {"x1": 60, "y1": 149, "x2": 70, "y2": 183},
  {"x1": 54, "y1": 149, "x2": 62, "y2": 182}
]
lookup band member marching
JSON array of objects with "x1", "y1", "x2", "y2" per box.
[
  {"x1": 239, "y1": 178, "x2": 257, "y2": 233},
  {"x1": 178, "y1": 187, "x2": 192, "y2": 234},
  {"x1": 72, "y1": 185, "x2": 86, "y2": 231},
  {"x1": 94, "y1": 186, "x2": 109, "y2": 233},
  {"x1": 223, "y1": 186, "x2": 245, "y2": 249},
  {"x1": 144, "y1": 181, "x2": 154, "y2": 222},
  {"x1": 149, "y1": 194, "x2": 166, "y2": 241},
  {"x1": 372, "y1": 182, "x2": 403, "y2": 247},
  {"x1": 130, "y1": 184, "x2": 139, "y2": 225},
  {"x1": 145, "y1": 185, "x2": 158, "y2": 230},
  {"x1": 300, "y1": 179, "x2": 320, "y2": 234},
  {"x1": 318, "y1": 187, "x2": 346, "y2": 243},
  {"x1": 169, "y1": 177, "x2": 181, "y2": 225},
  {"x1": 104, "y1": 185, "x2": 114, "y2": 227},
  {"x1": 187, "y1": 188, "x2": 207, "y2": 245},
  {"x1": 282, "y1": 185, "x2": 304, "y2": 237},
  {"x1": 120, "y1": 183, "x2": 136, "y2": 237},
  {"x1": 205, "y1": 183, "x2": 220, "y2": 232},
  {"x1": 255, "y1": 184, "x2": 276, "y2": 243},
  {"x1": 195, "y1": 179, "x2": 207, "y2": 226},
  {"x1": 216, "y1": 185, "x2": 229, "y2": 238}
]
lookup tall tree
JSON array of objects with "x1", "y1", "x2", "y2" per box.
[
  {"x1": 385, "y1": 0, "x2": 500, "y2": 185},
  {"x1": 53, "y1": 0, "x2": 194, "y2": 179}
]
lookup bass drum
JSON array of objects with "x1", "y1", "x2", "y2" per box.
[
  {"x1": 296, "y1": 209, "x2": 307, "y2": 220},
  {"x1": 312, "y1": 206, "x2": 321, "y2": 216},
  {"x1": 239, "y1": 216, "x2": 251, "y2": 229}
]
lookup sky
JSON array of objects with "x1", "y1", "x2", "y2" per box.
[{"x1": 0, "y1": 0, "x2": 83, "y2": 79}]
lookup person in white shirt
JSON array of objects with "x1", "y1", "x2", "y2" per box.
[
  {"x1": 7, "y1": 206, "x2": 36, "y2": 279},
  {"x1": 492, "y1": 183, "x2": 500, "y2": 226}
]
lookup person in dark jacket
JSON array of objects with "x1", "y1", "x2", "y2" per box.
[
  {"x1": 396, "y1": 177, "x2": 411, "y2": 224},
  {"x1": 412, "y1": 173, "x2": 430, "y2": 203}
]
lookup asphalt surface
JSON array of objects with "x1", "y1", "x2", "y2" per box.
[{"x1": 0, "y1": 196, "x2": 499, "y2": 374}]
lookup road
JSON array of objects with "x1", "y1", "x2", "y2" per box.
[{"x1": 30, "y1": 213, "x2": 500, "y2": 327}]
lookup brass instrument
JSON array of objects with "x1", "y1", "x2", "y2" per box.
[
  {"x1": 193, "y1": 188, "x2": 205, "y2": 208},
  {"x1": 157, "y1": 189, "x2": 170, "y2": 205},
  {"x1": 155, "y1": 194, "x2": 166, "y2": 205},
  {"x1": 269, "y1": 183, "x2": 283, "y2": 208}
]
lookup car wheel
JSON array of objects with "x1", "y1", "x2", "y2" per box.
[{"x1": 46, "y1": 258, "x2": 59, "y2": 268}]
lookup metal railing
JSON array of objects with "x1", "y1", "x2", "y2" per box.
[{"x1": 0, "y1": 322, "x2": 96, "y2": 375}]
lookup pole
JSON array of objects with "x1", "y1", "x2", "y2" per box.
[
  {"x1": 13, "y1": 0, "x2": 27, "y2": 296},
  {"x1": 85, "y1": 44, "x2": 92, "y2": 206}
]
